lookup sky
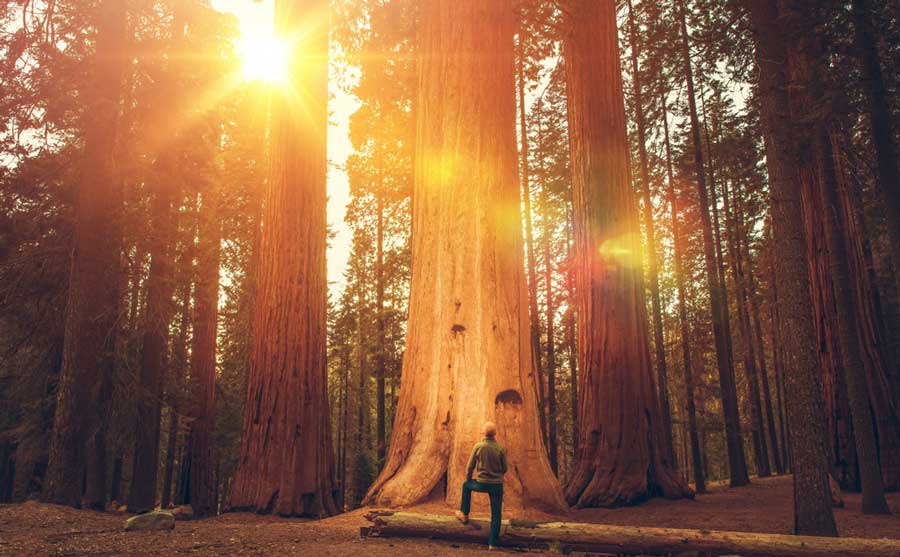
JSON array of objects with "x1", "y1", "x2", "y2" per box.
[{"x1": 211, "y1": 0, "x2": 359, "y2": 293}]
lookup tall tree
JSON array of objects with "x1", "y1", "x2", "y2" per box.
[
  {"x1": 185, "y1": 136, "x2": 220, "y2": 517},
  {"x1": 743, "y1": 0, "x2": 838, "y2": 536},
  {"x1": 676, "y1": 0, "x2": 749, "y2": 487},
  {"x1": 42, "y1": 0, "x2": 127, "y2": 510},
  {"x1": 562, "y1": 0, "x2": 691, "y2": 507},
  {"x1": 228, "y1": 0, "x2": 337, "y2": 517},
  {"x1": 363, "y1": 0, "x2": 567, "y2": 512}
]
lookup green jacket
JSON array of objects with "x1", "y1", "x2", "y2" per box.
[{"x1": 466, "y1": 437, "x2": 508, "y2": 484}]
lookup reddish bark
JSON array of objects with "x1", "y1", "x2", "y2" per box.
[
  {"x1": 363, "y1": 0, "x2": 566, "y2": 513},
  {"x1": 228, "y1": 0, "x2": 337, "y2": 517},
  {"x1": 562, "y1": 0, "x2": 691, "y2": 507}
]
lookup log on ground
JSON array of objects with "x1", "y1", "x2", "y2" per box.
[{"x1": 363, "y1": 511, "x2": 900, "y2": 556}]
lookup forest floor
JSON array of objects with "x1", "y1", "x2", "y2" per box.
[{"x1": 1, "y1": 475, "x2": 900, "y2": 556}]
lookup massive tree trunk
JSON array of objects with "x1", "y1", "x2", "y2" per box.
[
  {"x1": 677, "y1": 0, "x2": 749, "y2": 487},
  {"x1": 363, "y1": 0, "x2": 566, "y2": 513},
  {"x1": 743, "y1": 0, "x2": 838, "y2": 536},
  {"x1": 162, "y1": 287, "x2": 190, "y2": 509},
  {"x1": 662, "y1": 94, "x2": 705, "y2": 493},
  {"x1": 562, "y1": 0, "x2": 691, "y2": 508},
  {"x1": 186, "y1": 176, "x2": 220, "y2": 518},
  {"x1": 42, "y1": 0, "x2": 126, "y2": 510},
  {"x1": 227, "y1": 0, "x2": 337, "y2": 517},
  {"x1": 626, "y1": 0, "x2": 673, "y2": 461}
]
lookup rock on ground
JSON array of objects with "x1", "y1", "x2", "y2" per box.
[{"x1": 124, "y1": 511, "x2": 175, "y2": 532}]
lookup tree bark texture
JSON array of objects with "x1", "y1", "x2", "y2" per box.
[
  {"x1": 744, "y1": 0, "x2": 838, "y2": 536},
  {"x1": 42, "y1": 0, "x2": 126, "y2": 510},
  {"x1": 362, "y1": 0, "x2": 566, "y2": 513},
  {"x1": 562, "y1": 0, "x2": 692, "y2": 508},
  {"x1": 677, "y1": 0, "x2": 749, "y2": 488},
  {"x1": 228, "y1": 0, "x2": 337, "y2": 517}
]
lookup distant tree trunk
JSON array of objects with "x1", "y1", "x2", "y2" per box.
[
  {"x1": 376, "y1": 191, "x2": 387, "y2": 464},
  {"x1": 228, "y1": 0, "x2": 337, "y2": 517},
  {"x1": 128, "y1": 149, "x2": 177, "y2": 514},
  {"x1": 723, "y1": 178, "x2": 770, "y2": 478},
  {"x1": 162, "y1": 289, "x2": 190, "y2": 509},
  {"x1": 626, "y1": 0, "x2": 673, "y2": 460},
  {"x1": 677, "y1": 0, "x2": 749, "y2": 487},
  {"x1": 662, "y1": 94, "x2": 705, "y2": 493},
  {"x1": 742, "y1": 207, "x2": 784, "y2": 474},
  {"x1": 363, "y1": 0, "x2": 567, "y2": 513},
  {"x1": 743, "y1": 0, "x2": 838, "y2": 536},
  {"x1": 517, "y1": 40, "x2": 546, "y2": 440},
  {"x1": 562, "y1": 0, "x2": 692, "y2": 507},
  {"x1": 852, "y1": 0, "x2": 900, "y2": 306},
  {"x1": 42, "y1": 0, "x2": 126, "y2": 510},
  {"x1": 565, "y1": 210, "x2": 579, "y2": 455},
  {"x1": 187, "y1": 177, "x2": 220, "y2": 518},
  {"x1": 535, "y1": 100, "x2": 558, "y2": 474}
]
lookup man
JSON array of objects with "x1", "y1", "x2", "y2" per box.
[{"x1": 455, "y1": 421, "x2": 507, "y2": 550}]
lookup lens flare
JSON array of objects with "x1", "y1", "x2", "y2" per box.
[{"x1": 239, "y1": 35, "x2": 289, "y2": 83}]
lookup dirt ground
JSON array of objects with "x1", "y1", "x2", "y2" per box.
[{"x1": 1, "y1": 475, "x2": 899, "y2": 556}]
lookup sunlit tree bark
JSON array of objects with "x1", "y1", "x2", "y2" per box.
[
  {"x1": 363, "y1": 0, "x2": 566, "y2": 513},
  {"x1": 562, "y1": 0, "x2": 692, "y2": 507},
  {"x1": 228, "y1": 0, "x2": 337, "y2": 517}
]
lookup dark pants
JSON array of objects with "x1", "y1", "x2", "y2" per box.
[{"x1": 460, "y1": 480, "x2": 503, "y2": 546}]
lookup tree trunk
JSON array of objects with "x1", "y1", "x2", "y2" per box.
[
  {"x1": 723, "y1": 178, "x2": 770, "y2": 478},
  {"x1": 363, "y1": 0, "x2": 566, "y2": 513},
  {"x1": 364, "y1": 511, "x2": 900, "y2": 556},
  {"x1": 187, "y1": 175, "x2": 220, "y2": 518},
  {"x1": 852, "y1": 0, "x2": 900, "y2": 306},
  {"x1": 626, "y1": 0, "x2": 674, "y2": 461},
  {"x1": 662, "y1": 93, "x2": 705, "y2": 493},
  {"x1": 562, "y1": 0, "x2": 692, "y2": 508},
  {"x1": 743, "y1": 0, "x2": 838, "y2": 536},
  {"x1": 677, "y1": 0, "x2": 749, "y2": 487},
  {"x1": 42, "y1": 0, "x2": 126, "y2": 510},
  {"x1": 162, "y1": 288, "x2": 190, "y2": 509},
  {"x1": 376, "y1": 192, "x2": 387, "y2": 464},
  {"x1": 227, "y1": 0, "x2": 337, "y2": 517},
  {"x1": 743, "y1": 209, "x2": 784, "y2": 474},
  {"x1": 817, "y1": 133, "x2": 890, "y2": 514},
  {"x1": 517, "y1": 40, "x2": 546, "y2": 441}
]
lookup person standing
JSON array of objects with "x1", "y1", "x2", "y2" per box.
[{"x1": 455, "y1": 422, "x2": 507, "y2": 549}]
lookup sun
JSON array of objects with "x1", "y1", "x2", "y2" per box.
[{"x1": 238, "y1": 35, "x2": 290, "y2": 84}]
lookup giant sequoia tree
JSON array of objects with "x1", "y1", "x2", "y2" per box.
[
  {"x1": 363, "y1": 0, "x2": 567, "y2": 512},
  {"x1": 228, "y1": 0, "x2": 337, "y2": 517},
  {"x1": 562, "y1": 0, "x2": 691, "y2": 508},
  {"x1": 42, "y1": 0, "x2": 127, "y2": 510}
]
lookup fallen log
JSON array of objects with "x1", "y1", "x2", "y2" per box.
[{"x1": 363, "y1": 511, "x2": 900, "y2": 557}]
